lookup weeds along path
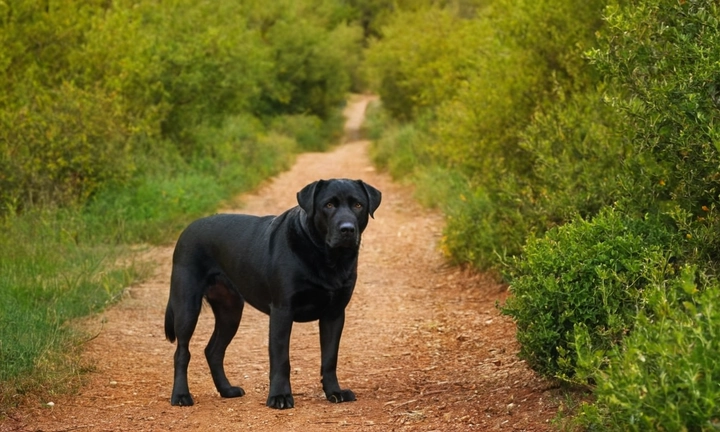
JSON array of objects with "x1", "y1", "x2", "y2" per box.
[{"x1": 3, "y1": 95, "x2": 557, "y2": 431}]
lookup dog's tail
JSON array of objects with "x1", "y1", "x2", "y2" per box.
[{"x1": 164, "y1": 303, "x2": 176, "y2": 343}]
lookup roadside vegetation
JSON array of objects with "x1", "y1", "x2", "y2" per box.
[
  {"x1": 365, "y1": 0, "x2": 720, "y2": 429},
  {"x1": 0, "y1": 0, "x2": 362, "y2": 412},
  {"x1": 4, "y1": 0, "x2": 720, "y2": 428}
]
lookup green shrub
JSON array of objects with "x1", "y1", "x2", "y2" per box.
[
  {"x1": 0, "y1": 83, "x2": 134, "y2": 209},
  {"x1": 362, "y1": 99, "x2": 389, "y2": 142},
  {"x1": 365, "y1": 0, "x2": 613, "y2": 269},
  {"x1": 268, "y1": 112, "x2": 344, "y2": 152},
  {"x1": 437, "y1": 89, "x2": 629, "y2": 269},
  {"x1": 83, "y1": 115, "x2": 299, "y2": 244},
  {"x1": 370, "y1": 122, "x2": 429, "y2": 180},
  {"x1": 365, "y1": 7, "x2": 485, "y2": 120},
  {"x1": 147, "y1": 1, "x2": 271, "y2": 154},
  {"x1": 0, "y1": 0, "x2": 360, "y2": 214},
  {"x1": 404, "y1": 0, "x2": 607, "y2": 176},
  {"x1": 580, "y1": 266, "x2": 720, "y2": 431},
  {"x1": 439, "y1": 182, "x2": 527, "y2": 269},
  {"x1": 411, "y1": 166, "x2": 469, "y2": 211},
  {"x1": 589, "y1": 0, "x2": 720, "y2": 263},
  {"x1": 82, "y1": 172, "x2": 227, "y2": 244},
  {"x1": 191, "y1": 116, "x2": 299, "y2": 190},
  {"x1": 516, "y1": 88, "x2": 628, "y2": 225},
  {"x1": 251, "y1": 1, "x2": 362, "y2": 120},
  {"x1": 501, "y1": 208, "x2": 677, "y2": 382}
]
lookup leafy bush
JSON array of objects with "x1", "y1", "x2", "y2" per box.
[
  {"x1": 420, "y1": 0, "x2": 606, "y2": 175},
  {"x1": 0, "y1": 83, "x2": 134, "y2": 209},
  {"x1": 580, "y1": 267, "x2": 720, "y2": 431},
  {"x1": 589, "y1": 0, "x2": 720, "y2": 263},
  {"x1": 362, "y1": 99, "x2": 389, "y2": 142},
  {"x1": 370, "y1": 122, "x2": 429, "y2": 180},
  {"x1": 84, "y1": 115, "x2": 299, "y2": 244},
  {"x1": 261, "y1": 19, "x2": 361, "y2": 119},
  {"x1": 516, "y1": 88, "x2": 627, "y2": 225},
  {"x1": 365, "y1": 0, "x2": 720, "y2": 426},
  {"x1": 412, "y1": 166, "x2": 469, "y2": 211},
  {"x1": 499, "y1": 0, "x2": 720, "y2": 390},
  {"x1": 501, "y1": 208, "x2": 677, "y2": 382},
  {"x1": 0, "y1": 0, "x2": 362, "y2": 215},
  {"x1": 268, "y1": 112, "x2": 345, "y2": 152},
  {"x1": 440, "y1": 182, "x2": 529, "y2": 268},
  {"x1": 365, "y1": 99, "x2": 434, "y2": 181},
  {"x1": 434, "y1": 88, "x2": 627, "y2": 269},
  {"x1": 365, "y1": 7, "x2": 488, "y2": 121},
  {"x1": 365, "y1": 0, "x2": 613, "y2": 268},
  {"x1": 140, "y1": 1, "x2": 271, "y2": 154}
]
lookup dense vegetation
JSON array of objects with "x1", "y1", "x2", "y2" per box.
[
  {"x1": 0, "y1": 0, "x2": 362, "y2": 411},
  {"x1": 4, "y1": 0, "x2": 720, "y2": 428},
  {"x1": 366, "y1": 0, "x2": 720, "y2": 428}
]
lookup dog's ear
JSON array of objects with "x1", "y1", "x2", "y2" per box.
[
  {"x1": 356, "y1": 180, "x2": 382, "y2": 218},
  {"x1": 297, "y1": 180, "x2": 325, "y2": 217}
]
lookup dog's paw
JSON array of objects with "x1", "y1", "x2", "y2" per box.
[
  {"x1": 170, "y1": 393, "x2": 195, "y2": 406},
  {"x1": 219, "y1": 386, "x2": 245, "y2": 398},
  {"x1": 266, "y1": 394, "x2": 295, "y2": 409},
  {"x1": 327, "y1": 389, "x2": 356, "y2": 403}
]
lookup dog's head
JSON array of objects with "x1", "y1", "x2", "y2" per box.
[{"x1": 297, "y1": 179, "x2": 381, "y2": 249}]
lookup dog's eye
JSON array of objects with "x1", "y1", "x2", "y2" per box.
[
  {"x1": 354, "y1": 202, "x2": 363, "y2": 209},
  {"x1": 325, "y1": 202, "x2": 335, "y2": 209}
]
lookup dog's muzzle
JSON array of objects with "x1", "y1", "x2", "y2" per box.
[{"x1": 328, "y1": 222, "x2": 359, "y2": 248}]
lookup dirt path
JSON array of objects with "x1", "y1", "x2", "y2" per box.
[{"x1": 2, "y1": 96, "x2": 558, "y2": 431}]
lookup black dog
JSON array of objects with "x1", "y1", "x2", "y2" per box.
[{"x1": 164, "y1": 179, "x2": 381, "y2": 409}]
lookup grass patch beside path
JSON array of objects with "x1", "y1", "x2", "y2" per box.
[{"x1": 0, "y1": 210, "x2": 144, "y2": 412}]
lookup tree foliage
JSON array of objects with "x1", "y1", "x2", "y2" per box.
[
  {"x1": 365, "y1": 0, "x2": 611, "y2": 267},
  {"x1": 0, "y1": 0, "x2": 363, "y2": 213}
]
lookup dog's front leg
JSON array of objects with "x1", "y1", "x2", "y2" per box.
[
  {"x1": 267, "y1": 306, "x2": 294, "y2": 409},
  {"x1": 319, "y1": 311, "x2": 356, "y2": 403}
]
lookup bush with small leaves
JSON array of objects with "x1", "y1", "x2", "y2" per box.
[
  {"x1": 502, "y1": 208, "x2": 677, "y2": 382},
  {"x1": 580, "y1": 267, "x2": 720, "y2": 431}
]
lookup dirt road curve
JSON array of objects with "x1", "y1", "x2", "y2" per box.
[{"x1": 2, "y1": 95, "x2": 557, "y2": 431}]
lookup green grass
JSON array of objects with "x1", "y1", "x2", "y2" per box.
[
  {"x1": 81, "y1": 172, "x2": 229, "y2": 244},
  {"x1": 0, "y1": 210, "x2": 143, "y2": 410}
]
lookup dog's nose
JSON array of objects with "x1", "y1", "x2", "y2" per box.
[{"x1": 339, "y1": 222, "x2": 356, "y2": 235}]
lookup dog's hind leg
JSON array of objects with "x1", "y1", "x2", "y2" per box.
[
  {"x1": 168, "y1": 266, "x2": 204, "y2": 406},
  {"x1": 205, "y1": 276, "x2": 245, "y2": 398}
]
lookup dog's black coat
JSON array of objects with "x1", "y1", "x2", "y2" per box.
[{"x1": 164, "y1": 179, "x2": 381, "y2": 409}]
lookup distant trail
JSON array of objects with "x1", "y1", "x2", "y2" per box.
[{"x1": 2, "y1": 95, "x2": 555, "y2": 432}]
